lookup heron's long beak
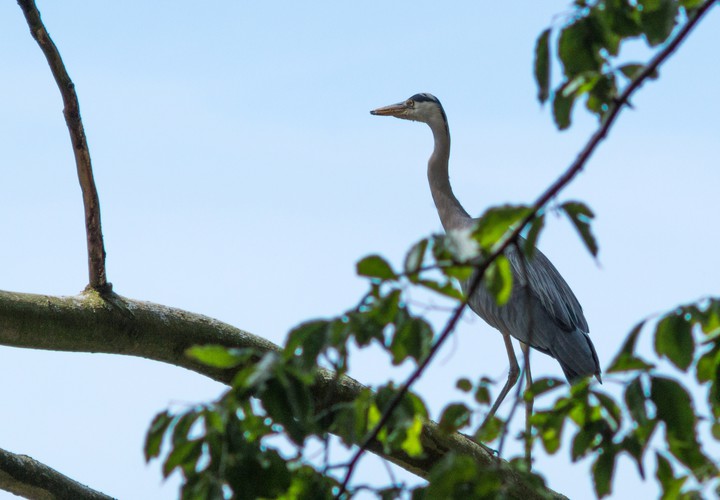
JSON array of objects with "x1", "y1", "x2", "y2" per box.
[{"x1": 370, "y1": 101, "x2": 408, "y2": 117}]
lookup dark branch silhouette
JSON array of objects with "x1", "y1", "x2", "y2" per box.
[{"x1": 17, "y1": 0, "x2": 108, "y2": 291}]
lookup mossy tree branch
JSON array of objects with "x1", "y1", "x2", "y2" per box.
[
  {"x1": 0, "y1": 447, "x2": 114, "y2": 500},
  {"x1": 0, "y1": 289, "x2": 565, "y2": 500}
]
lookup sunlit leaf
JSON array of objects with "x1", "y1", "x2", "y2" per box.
[
  {"x1": 401, "y1": 416, "x2": 424, "y2": 457},
  {"x1": 655, "y1": 452, "x2": 687, "y2": 500},
  {"x1": 484, "y1": 255, "x2": 513, "y2": 305},
  {"x1": 473, "y1": 205, "x2": 532, "y2": 250},
  {"x1": 185, "y1": 344, "x2": 248, "y2": 369}
]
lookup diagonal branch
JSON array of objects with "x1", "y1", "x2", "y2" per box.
[
  {"x1": 0, "y1": 289, "x2": 564, "y2": 500},
  {"x1": 0, "y1": 447, "x2": 114, "y2": 500},
  {"x1": 335, "y1": 0, "x2": 718, "y2": 494},
  {"x1": 17, "y1": 0, "x2": 108, "y2": 291}
]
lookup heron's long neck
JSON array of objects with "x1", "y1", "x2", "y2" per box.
[{"x1": 427, "y1": 119, "x2": 471, "y2": 231}]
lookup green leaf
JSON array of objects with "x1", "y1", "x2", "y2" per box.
[
  {"x1": 525, "y1": 377, "x2": 565, "y2": 400},
  {"x1": 639, "y1": 0, "x2": 679, "y2": 46},
  {"x1": 607, "y1": 322, "x2": 655, "y2": 373},
  {"x1": 284, "y1": 320, "x2": 329, "y2": 369},
  {"x1": 390, "y1": 317, "x2": 434, "y2": 365},
  {"x1": 655, "y1": 452, "x2": 687, "y2": 500},
  {"x1": 418, "y1": 278, "x2": 464, "y2": 300},
  {"x1": 534, "y1": 28, "x2": 551, "y2": 103},
  {"x1": 592, "y1": 448, "x2": 617, "y2": 498},
  {"x1": 357, "y1": 254, "x2": 397, "y2": 280},
  {"x1": 475, "y1": 415, "x2": 503, "y2": 443},
  {"x1": 484, "y1": 255, "x2": 513, "y2": 306},
  {"x1": 538, "y1": 413, "x2": 565, "y2": 454},
  {"x1": 401, "y1": 416, "x2": 424, "y2": 457},
  {"x1": 558, "y1": 18, "x2": 603, "y2": 77},
  {"x1": 552, "y1": 85, "x2": 576, "y2": 130},
  {"x1": 572, "y1": 426, "x2": 598, "y2": 460},
  {"x1": 185, "y1": 344, "x2": 248, "y2": 369},
  {"x1": 404, "y1": 238, "x2": 429, "y2": 276},
  {"x1": 624, "y1": 377, "x2": 651, "y2": 429},
  {"x1": 522, "y1": 215, "x2": 545, "y2": 258},
  {"x1": 650, "y1": 376, "x2": 717, "y2": 479},
  {"x1": 144, "y1": 411, "x2": 173, "y2": 462},
  {"x1": 162, "y1": 439, "x2": 202, "y2": 478},
  {"x1": 439, "y1": 403, "x2": 472, "y2": 433},
  {"x1": 680, "y1": 0, "x2": 705, "y2": 9},
  {"x1": 474, "y1": 377, "x2": 493, "y2": 405},
  {"x1": 473, "y1": 204, "x2": 532, "y2": 250},
  {"x1": 654, "y1": 313, "x2": 694, "y2": 371},
  {"x1": 456, "y1": 378, "x2": 472, "y2": 392},
  {"x1": 561, "y1": 201, "x2": 598, "y2": 257}
]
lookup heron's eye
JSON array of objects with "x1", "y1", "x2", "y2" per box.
[{"x1": 406, "y1": 100, "x2": 414, "y2": 108}]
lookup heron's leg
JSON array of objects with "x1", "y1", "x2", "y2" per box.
[
  {"x1": 481, "y1": 334, "x2": 519, "y2": 428},
  {"x1": 521, "y1": 342, "x2": 533, "y2": 469}
]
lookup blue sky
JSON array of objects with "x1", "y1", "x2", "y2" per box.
[{"x1": 0, "y1": 1, "x2": 718, "y2": 499}]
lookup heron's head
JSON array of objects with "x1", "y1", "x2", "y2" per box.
[{"x1": 370, "y1": 93, "x2": 447, "y2": 129}]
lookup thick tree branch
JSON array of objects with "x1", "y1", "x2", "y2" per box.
[
  {"x1": 17, "y1": 0, "x2": 108, "y2": 291},
  {"x1": 0, "y1": 289, "x2": 564, "y2": 499},
  {"x1": 0, "y1": 447, "x2": 114, "y2": 500}
]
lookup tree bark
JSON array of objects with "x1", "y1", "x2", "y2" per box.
[
  {"x1": 0, "y1": 447, "x2": 114, "y2": 500},
  {"x1": 0, "y1": 288, "x2": 565, "y2": 499}
]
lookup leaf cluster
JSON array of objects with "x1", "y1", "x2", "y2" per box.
[
  {"x1": 530, "y1": 298, "x2": 720, "y2": 497},
  {"x1": 534, "y1": 0, "x2": 703, "y2": 129}
]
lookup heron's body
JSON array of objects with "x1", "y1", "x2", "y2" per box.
[{"x1": 371, "y1": 93, "x2": 600, "y2": 416}]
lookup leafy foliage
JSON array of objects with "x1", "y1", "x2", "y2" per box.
[
  {"x1": 144, "y1": 2, "x2": 720, "y2": 498},
  {"x1": 534, "y1": 0, "x2": 704, "y2": 129}
]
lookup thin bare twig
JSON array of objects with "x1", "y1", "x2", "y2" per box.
[
  {"x1": 17, "y1": 0, "x2": 109, "y2": 291},
  {"x1": 335, "y1": 2, "x2": 717, "y2": 495}
]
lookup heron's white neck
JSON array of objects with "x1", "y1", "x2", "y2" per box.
[{"x1": 426, "y1": 116, "x2": 471, "y2": 231}]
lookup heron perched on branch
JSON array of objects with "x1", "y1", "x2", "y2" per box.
[{"x1": 371, "y1": 93, "x2": 601, "y2": 420}]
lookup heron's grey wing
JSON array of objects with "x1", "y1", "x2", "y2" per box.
[
  {"x1": 504, "y1": 243, "x2": 600, "y2": 381},
  {"x1": 504, "y1": 243, "x2": 588, "y2": 334},
  {"x1": 463, "y1": 243, "x2": 600, "y2": 382}
]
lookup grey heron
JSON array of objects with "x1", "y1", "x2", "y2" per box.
[{"x1": 370, "y1": 93, "x2": 601, "y2": 421}]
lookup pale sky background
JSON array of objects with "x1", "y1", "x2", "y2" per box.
[{"x1": 0, "y1": 1, "x2": 718, "y2": 499}]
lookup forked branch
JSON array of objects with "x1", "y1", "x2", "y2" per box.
[{"x1": 17, "y1": 0, "x2": 108, "y2": 291}]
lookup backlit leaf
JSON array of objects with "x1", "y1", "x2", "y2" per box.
[
  {"x1": 534, "y1": 28, "x2": 551, "y2": 103},
  {"x1": 186, "y1": 345, "x2": 248, "y2": 369},
  {"x1": 561, "y1": 201, "x2": 598, "y2": 257},
  {"x1": 357, "y1": 254, "x2": 397, "y2": 280},
  {"x1": 654, "y1": 313, "x2": 694, "y2": 371}
]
